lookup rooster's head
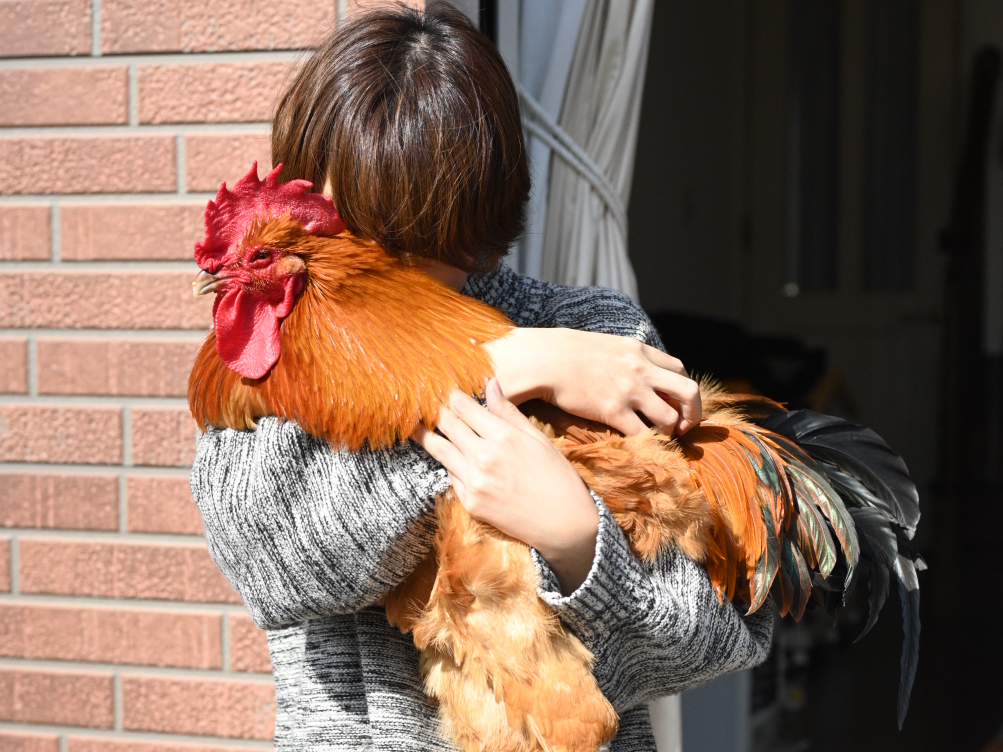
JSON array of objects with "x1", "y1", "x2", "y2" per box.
[{"x1": 192, "y1": 162, "x2": 345, "y2": 379}]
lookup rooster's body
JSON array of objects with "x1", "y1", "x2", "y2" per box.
[{"x1": 189, "y1": 165, "x2": 923, "y2": 751}]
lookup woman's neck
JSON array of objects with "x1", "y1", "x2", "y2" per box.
[{"x1": 412, "y1": 258, "x2": 468, "y2": 292}]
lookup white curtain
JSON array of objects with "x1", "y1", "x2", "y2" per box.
[
  {"x1": 515, "y1": 2, "x2": 680, "y2": 749},
  {"x1": 533, "y1": 0, "x2": 653, "y2": 299},
  {"x1": 515, "y1": 0, "x2": 590, "y2": 281}
]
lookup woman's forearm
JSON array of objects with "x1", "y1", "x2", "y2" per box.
[
  {"x1": 483, "y1": 328, "x2": 555, "y2": 405},
  {"x1": 483, "y1": 327, "x2": 703, "y2": 436}
]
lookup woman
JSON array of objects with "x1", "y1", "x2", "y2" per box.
[{"x1": 191, "y1": 4, "x2": 773, "y2": 750}]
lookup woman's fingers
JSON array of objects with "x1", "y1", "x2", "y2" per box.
[
  {"x1": 648, "y1": 369, "x2": 702, "y2": 433},
  {"x1": 413, "y1": 423, "x2": 469, "y2": 484},
  {"x1": 436, "y1": 400, "x2": 484, "y2": 452},
  {"x1": 484, "y1": 379, "x2": 550, "y2": 442},
  {"x1": 447, "y1": 390, "x2": 510, "y2": 440},
  {"x1": 635, "y1": 391, "x2": 681, "y2": 434},
  {"x1": 642, "y1": 344, "x2": 687, "y2": 375},
  {"x1": 607, "y1": 409, "x2": 651, "y2": 437},
  {"x1": 674, "y1": 385, "x2": 702, "y2": 433}
]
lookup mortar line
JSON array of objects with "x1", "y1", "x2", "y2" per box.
[
  {"x1": 91, "y1": 0, "x2": 101, "y2": 57},
  {"x1": 121, "y1": 405, "x2": 132, "y2": 467},
  {"x1": 50, "y1": 202, "x2": 60, "y2": 262},
  {"x1": 0, "y1": 594, "x2": 251, "y2": 614},
  {"x1": 4, "y1": 529, "x2": 205, "y2": 544},
  {"x1": 118, "y1": 474, "x2": 128, "y2": 533},
  {"x1": 128, "y1": 63, "x2": 139, "y2": 126},
  {"x1": 176, "y1": 134, "x2": 187, "y2": 194},
  {"x1": 0, "y1": 193, "x2": 215, "y2": 204},
  {"x1": 0, "y1": 122, "x2": 272, "y2": 136},
  {"x1": 26, "y1": 338, "x2": 37, "y2": 398},
  {"x1": 0, "y1": 329, "x2": 207, "y2": 339},
  {"x1": 0, "y1": 462, "x2": 191, "y2": 475},
  {"x1": 59, "y1": 735, "x2": 67, "y2": 752},
  {"x1": 0, "y1": 49, "x2": 308, "y2": 67},
  {"x1": 0, "y1": 394, "x2": 190, "y2": 407},
  {"x1": 0, "y1": 722, "x2": 275, "y2": 749},
  {"x1": 0, "y1": 260, "x2": 199, "y2": 270},
  {"x1": 9, "y1": 537, "x2": 18, "y2": 594},
  {"x1": 222, "y1": 611, "x2": 232, "y2": 671},
  {"x1": 113, "y1": 673, "x2": 123, "y2": 731},
  {"x1": 0, "y1": 657, "x2": 272, "y2": 681}
]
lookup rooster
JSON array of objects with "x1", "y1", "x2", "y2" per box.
[{"x1": 189, "y1": 164, "x2": 923, "y2": 751}]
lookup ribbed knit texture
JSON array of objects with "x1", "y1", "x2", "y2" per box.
[{"x1": 190, "y1": 262, "x2": 774, "y2": 751}]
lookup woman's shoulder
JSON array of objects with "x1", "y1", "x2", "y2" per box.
[{"x1": 464, "y1": 263, "x2": 662, "y2": 347}]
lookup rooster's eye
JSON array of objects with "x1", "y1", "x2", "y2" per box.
[{"x1": 250, "y1": 250, "x2": 270, "y2": 262}]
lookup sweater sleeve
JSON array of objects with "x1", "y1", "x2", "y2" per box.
[
  {"x1": 190, "y1": 417, "x2": 449, "y2": 629},
  {"x1": 532, "y1": 494, "x2": 774, "y2": 711}
]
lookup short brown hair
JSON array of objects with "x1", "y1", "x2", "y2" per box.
[{"x1": 271, "y1": 1, "x2": 529, "y2": 273}]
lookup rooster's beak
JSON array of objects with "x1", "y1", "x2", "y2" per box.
[{"x1": 192, "y1": 270, "x2": 228, "y2": 297}]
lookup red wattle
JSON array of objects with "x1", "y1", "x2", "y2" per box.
[{"x1": 213, "y1": 276, "x2": 303, "y2": 379}]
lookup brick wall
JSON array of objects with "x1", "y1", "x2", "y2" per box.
[{"x1": 0, "y1": 1, "x2": 418, "y2": 749}]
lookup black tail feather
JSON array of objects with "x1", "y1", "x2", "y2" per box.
[
  {"x1": 848, "y1": 506, "x2": 897, "y2": 641},
  {"x1": 757, "y1": 410, "x2": 920, "y2": 537},
  {"x1": 857, "y1": 556, "x2": 890, "y2": 643},
  {"x1": 740, "y1": 399, "x2": 923, "y2": 728},
  {"x1": 895, "y1": 556, "x2": 921, "y2": 729}
]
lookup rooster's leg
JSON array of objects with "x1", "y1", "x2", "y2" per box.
[{"x1": 413, "y1": 490, "x2": 618, "y2": 752}]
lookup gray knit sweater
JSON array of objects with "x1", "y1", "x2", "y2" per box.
[{"x1": 190, "y1": 262, "x2": 774, "y2": 751}]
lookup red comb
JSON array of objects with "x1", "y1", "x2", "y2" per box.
[{"x1": 194, "y1": 162, "x2": 345, "y2": 271}]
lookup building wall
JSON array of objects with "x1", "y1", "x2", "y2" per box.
[{"x1": 0, "y1": 1, "x2": 414, "y2": 749}]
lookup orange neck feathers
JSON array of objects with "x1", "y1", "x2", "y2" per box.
[{"x1": 188, "y1": 234, "x2": 513, "y2": 449}]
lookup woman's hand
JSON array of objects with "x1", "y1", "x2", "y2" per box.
[
  {"x1": 415, "y1": 379, "x2": 599, "y2": 595},
  {"x1": 484, "y1": 328, "x2": 702, "y2": 436}
]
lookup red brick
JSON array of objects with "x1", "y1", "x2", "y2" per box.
[
  {"x1": 0, "y1": 473, "x2": 118, "y2": 530},
  {"x1": 68, "y1": 739, "x2": 264, "y2": 752},
  {"x1": 61, "y1": 203, "x2": 205, "y2": 261},
  {"x1": 0, "y1": 667, "x2": 114, "y2": 728},
  {"x1": 0, "y1": 539, "x2": 9, "y2": 592},
  {"x1": 0, "y1": 272, "x2": 212, "y2": 329},
  {"x1": 0, "y1": 137, "x2": 175, "y2": 195},
  {"x1": 139, "y1": 61, "x2": 297, "y2": 124},
  {"x1": 19, "y1": 538, "x2": 240, "y2": 603},
  {"x1": 0, "y1": 406, "x2": 121, "y2": 464},
  {"x1": 128, "y1": 476, "x2": 203, "y2": 535},
  {"x1": 122, "y1": 675, "x2": 275, "y2": 739},
  {"x1": 0, "y1": 731, "x2": 59, "y2": 752},
  {"x1": 0, "y1": 206, "x2": 50, "y2": 260},
  {"x1": 0, "y1": 67, "x2": 127, "y2": 127},
  {"x1": 132, "y1": 407, "x2": 197, "y2": 467},
  {"x1": 185, "y1": 133, "x2": 270, "y2": 192},
  {"x1": 101, "y1": 0, "x2": 332, "y2": 54},
  {"x1": 0, "y1": 0, "x2": 91, "y2": 58},
  {"x1": 37, "y1": 339, "x2": 200, "y2": 397},
  {"x1": 230, "y1": 613, "x2": 271, "y2": 673},
  {"x1": 0, "y1": 338, "x2": 27, "y2": 394},
  {"x1": 0, "y1": 604, "x2": 221, "y2": 668}
]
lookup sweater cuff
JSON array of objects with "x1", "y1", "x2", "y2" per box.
[{"x1": 531, "y1": 490, "x2": 654, "y2": 644}]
